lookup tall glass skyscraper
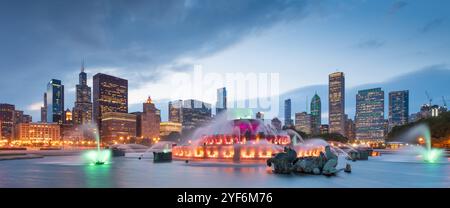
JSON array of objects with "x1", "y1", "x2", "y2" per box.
[
  {"x1": 388, "y1": 90, "x2": 409, "y2": 130},
  {"x1": 310, "y1": 93, "x2": 321, "y2": 135},
  {"x1": 355, "y1": 88, "x2": 385, "y2": 141},
  {"x1": 40, "y1": 92, "x2": 47, "y2": 122},
  {"x1": 328, "y1": 72, "x2": 345, "y2": 136},
  {"x1": 0, "y1": 103, "x2": 15, "y2": 141},
  {"x1": 73, "y1": 63, "x2": 93, "y2": 125},
  {"x1": 93, "y1": 73, "x2": 128, "y2": 129},
  {"x1": 216, "y1": 87, "x2": 227, "y2": 115},
  {"x1": 284, "y1": 99, "x2": 293, "y2": 126},
  {"x1": 46, "y1": 79, "x2": 64, "y2": 124}
]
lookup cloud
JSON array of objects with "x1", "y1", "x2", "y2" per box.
[
  {"x1": 0, "y1": 0, "x2": 314, "y2": 119},
  {"x1": 420, "y1": 18, "x2": 445, "y2": 33},
  {"x1": 355, "y1": 39, "x2": 385, "y2": 49},
  {"x1": 275, "y1": 65, "x2": 450, "y2": 123},
  {"x1": 27, "y1": 102, "x2": 43, "y2": 112},
  {"x1": 388, "y1": 1, "x2": 408, "y2": 15}
]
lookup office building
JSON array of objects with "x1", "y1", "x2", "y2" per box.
[
  {"x1": 284, "y1": 99, "x2": 293, "y2": 126},
  {"x1": 15, "y1": 123, "x2": 60, "y2": 143},
  {"x1": 41, "y1": 92, "x2": 47, "y2": 123},
  {"x1": 388, "y1": 90, "x2": 409, "y2": 131},
  {"x1": 295, "y1": 112, "x2": 312, "y2": 134},
  {"x1": 101, "y1": 112, "x2": 136, "y2": 144},
  {"x1": 46, "y1": 79, "x2": 65, "y2": 124},
  {"x1": 355, "y1": 88, "x2": 385, "y2": 141},
  {"x1": 0, "y1": 103, "x2": 15, "y2": 141},
  {"x1": 73, "y1": 63, "x2": 93, "y2": 125},
  {"x1": 93, "y1": 73, "x2": 128, "y2": 130},
  {"x1": 329, "y1": 72, "x2": 345, "y2": 136},
  {"x1": 216, "y1": 87, "x2": 227, "y2": 115},
  {"x1": 140, "y1": 97, "x2": 161, "y2": 140},
  {"x1": 310, "y1": 93, "x2": 321, "y2": 135}
]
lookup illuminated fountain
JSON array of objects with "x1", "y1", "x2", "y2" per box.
[
  {"x1": 81, "y1": 124, "x2": 111, "y2": 165},
  {"x1": 172, "y1": 112, "x2": 331, "y2": 162},
  {"x1": 173, "y1": 118, "x2": 289, "y2": 161},
  {"x1": 390, "y1": 124, "x2": 445, "y2": 163}
]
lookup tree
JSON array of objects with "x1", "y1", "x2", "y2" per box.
[{"x1": 387, "y1": 111, "x2": 450, "y2": 144}]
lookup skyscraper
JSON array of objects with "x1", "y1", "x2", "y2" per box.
[
  {"x1": 140, "y1": 97, "x2": 161, "y2": 140},
  {"x1": 73, "y1": 63, "x2": 93, "y2": 125},
  {"x1": 345, "y1": 115, "x2": 356, "y2": 141},
  {"x1": 355, "y1": 88, "x2": 385, "y2": 141},
  {"x1": 101, "y1": 112, "x2": 136, "y2": 144},
  {"x1": 284, "y1": 99, "x2": 293, "y2": 126},
  {"x1": 0, "y1": 103, "x2": 15, "y2": 141},
  {"x1": 93, "y1": 73, "x2": 128, "y2": 130},
  {"x1": 46, "y1": 79, "x2": 64, "y2": 124},
  {"x1": 295, "y1": 112, "x2": 312, "y2": 134},
  {"x1": 168, "y1": 99, "x2": 212, "y2": 131},
  {"x1": 181, "y1": 99, "x2": 212, "y2": 131},
  {"x1": 388, "y1": 90, "x2": 409, "y2": 131},
  {"x1": 216, "y1": 87, "x2": 227, "y2": 115},
  {"x1": 310, "y1": 93, "x2": 321, "y2": 135},
  {"x1": 328, "y1": 72, "x2": 345, "y2": 136},
  {"x1": 168, "y1": 100, "x2": 183, "y2": 123},
  {"x1": 41, "y1": 92, "x2": 47, "y2": 123}
]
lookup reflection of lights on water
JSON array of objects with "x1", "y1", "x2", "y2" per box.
[
  {"x1": 83, "y1": 150, "x2": 111, "y2": 165},
  {"x1": 422, "y1": 149, "x2": 443, "y2": 163}
]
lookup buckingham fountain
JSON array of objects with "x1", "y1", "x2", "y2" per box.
[{"x1": 170, "y1": 111, "x2": 356, "y2": 176}]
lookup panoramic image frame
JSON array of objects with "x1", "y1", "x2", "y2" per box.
[{"x1": 0, "y1": 0, "x2": 449, "y2": 195}]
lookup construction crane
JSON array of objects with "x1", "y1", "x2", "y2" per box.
[{"x1": 425, "y1": 91, "x2": 432, "y2": 106}]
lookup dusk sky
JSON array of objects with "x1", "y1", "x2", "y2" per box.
[{"x1": 0, "y1": 0, "x2": 449, "y2": 121}]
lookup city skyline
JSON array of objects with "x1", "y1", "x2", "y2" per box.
[{"x1": 0, "y1": 1, "x2": 449, "y2": 121}]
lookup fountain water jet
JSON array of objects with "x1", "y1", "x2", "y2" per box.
[
  {"x1": 390, "y1": 124, "x2": 444, "y2": 163},
  {"x1": 79, "y1": 123, "x2": 111, "y2": 165}
]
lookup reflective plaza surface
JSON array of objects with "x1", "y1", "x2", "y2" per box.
[{"x1": 0, "y1": 154, "x2": 449, "y2": 188}]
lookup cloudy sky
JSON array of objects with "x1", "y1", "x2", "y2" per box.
[{"x1": 0, "y1": 0, "x2": 449, "y2": 121}]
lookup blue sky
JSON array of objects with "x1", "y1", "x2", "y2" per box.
[{"x1": 0, "y1": 0, "x2": 449, "y2": 121}]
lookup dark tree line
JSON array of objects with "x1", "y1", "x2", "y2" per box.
[{"x1": 387, "y1": 111, "x2": 450, "y2": 143}]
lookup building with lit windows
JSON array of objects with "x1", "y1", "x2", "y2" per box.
[
  {"x1": 46, "y1": 79, "x2": 65, "y2": 124},
  {"x1": 168, "y1": 99, "x2": 211, "y2": 131},
  {"x1": 0, "y1": 103, "x2": 15, "y2": 141},
  {"x1": 216, "y1": 87, "x2": 227, "y2": 115},
  {"x1": 320, "y1": 124, "x2": 329, "y2": 135},
  {"x1": 355, "y1": 88, "x2": 385, "y2": 141},
  {"x1": 93, "y1": 73, "x2": 128, "y2": 131},
  {"x1": 73, "y1": 63, "x2": 93, "y2": 125},
  {"x1": 345, "y1": 115, "x2": 356, "y2": 141},
  {"x1": 181, "y1": 99, "x2": 212, "y2": 131},
  {"x1": 64, "y1": 109, "x2": 72, "y2": 124},
  {"x1": 284, "y1": 99, "x2": 293, "y2": 126},
  {"x1": 140, "y1": 97, "x2": 161, "y2": 140},
  {"x1": 101, "y1": 112, "x2": 136, "y2": 144},
  {"x1": 329, "y1": 72, "x2": 345, "y2": 136},
  {"x1": 310, "y1": 93, "x2": 321, "y2": 135},
  {"x1": 15, "y1": 123, "x2": 60, "y2": 143},
  {"x1": 168, "y1": 100, "x2": 183, "y2": 123},
  {"x1": 388, "y1": 90, "x2": 409, "y2": 131},
  {"x1": 160, "y1": 122, "x2": 182, "y2": 138},
  {"x1": 295, "y1": 112, "x2": 312, "y2": 134}
]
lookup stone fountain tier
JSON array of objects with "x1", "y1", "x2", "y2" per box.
[{"x1": 267, "y1": 146, "x2": 351, "y2": 176}]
